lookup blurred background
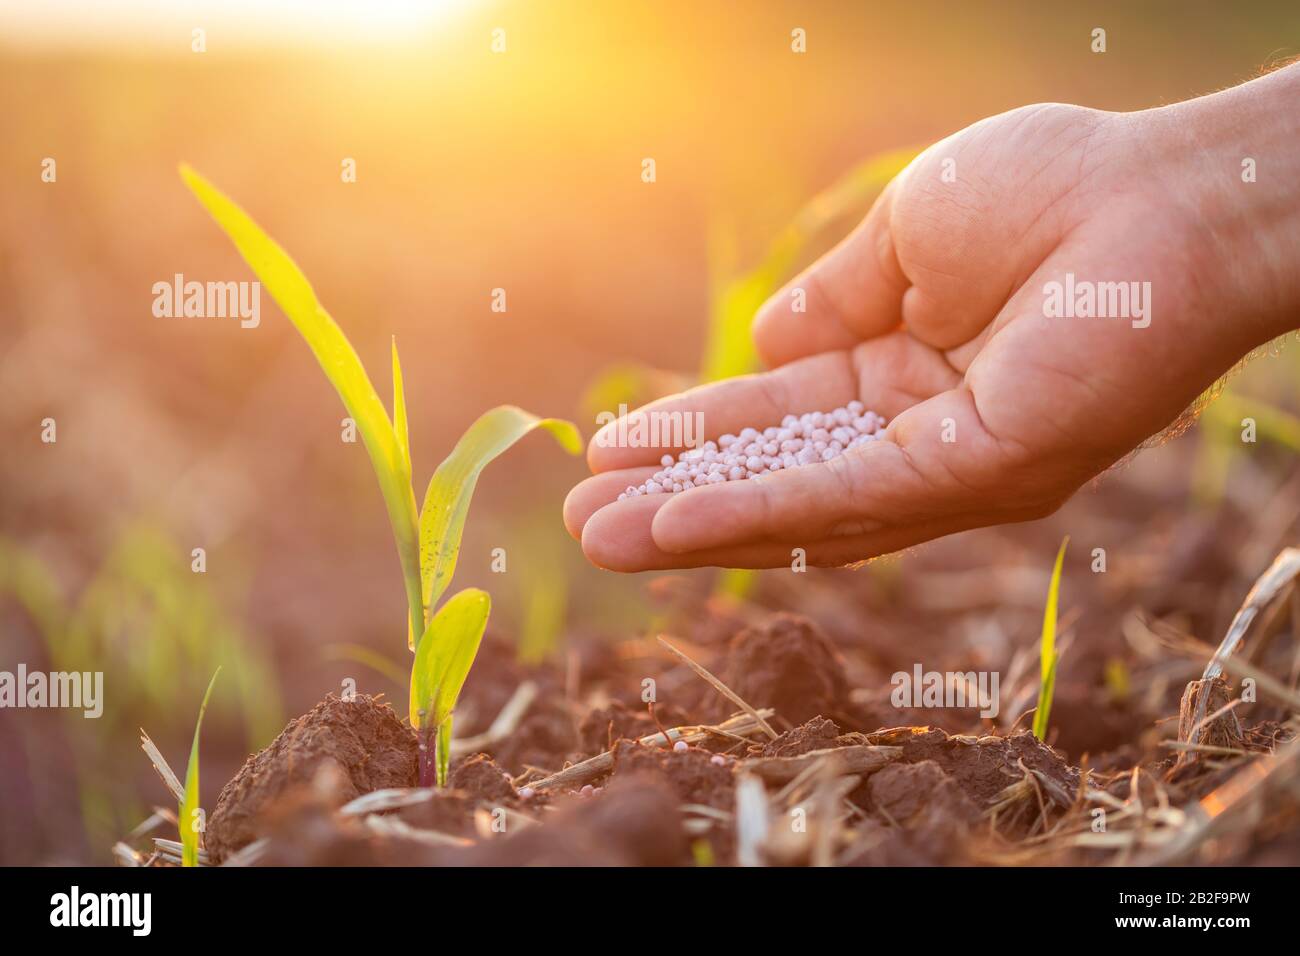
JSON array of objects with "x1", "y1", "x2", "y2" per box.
[{"x1": 2, "y1": 0, "x2": 1299, "y2": 864}]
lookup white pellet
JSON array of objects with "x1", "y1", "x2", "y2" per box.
[{"x1": 616, "y1": 404, "x2": 884, "y2": 499}]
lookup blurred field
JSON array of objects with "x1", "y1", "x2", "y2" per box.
[{"x1": 2, "y1": 1, "x2": 1299, "y2": 864}]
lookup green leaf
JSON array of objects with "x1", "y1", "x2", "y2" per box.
[
  {"x1": 181, "y1": 667, "x2": 221, "y2": 867},
  {"x1": 392, "y1": 337, "x2": 412, "y2": 473},
  {"x1": 418, "y1": 406, "x2": 581, "y2": 621},
  {"x1": 409, "y1": 588, "x2": 491, "y2": 786},
  {"x1": 179, "y1": 164, "x2": 423, "y2": 641},
  {"x1": 1032, "y1": 536, "x2": 1069, "y2": 741}
]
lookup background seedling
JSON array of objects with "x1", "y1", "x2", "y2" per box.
[
  {"x1": 0, "y1": 525, "x2": 279, "y2": 854},
  {"x1": 1033, "y1": 536, "x2": 1069, "y2": 741},
  {"x1": 180, "y1": 668, "x2": 220, "y2": 867},
  {"x1": 180, "y1": 165, "x2": 580, "y2": 787}
]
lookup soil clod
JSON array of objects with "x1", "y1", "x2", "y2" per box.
[
  {"x1": 716, "y1": 614, "x2": 850, "y2": 727},
  {"x1": 205, "y1": 694, "x2": 418, "y2": 863}
]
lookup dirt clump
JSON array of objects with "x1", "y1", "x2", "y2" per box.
[
  {"x1": 443, "y1": 776, "x2": 688, "y2": 866},
  {"x1": 578, "y1": 699, "x2": 692, "y2": 756},
  {"x1": 256, "y1": 793, "x2": 432, "y2": 867},
  {"x1": 205, "y1": 693, "x2": 418, "y2": 863},
  {"x1": 716, "y1": 614, "x2": 850, "y2": 728},
  {"x1": 394, "y1": 790, "x2": 479, "y2": 836},
  {"x1": 449, "y1": 753, "x2": 517, "y2": 803},
  {"x1": 839, "y1": 760, "x2": 985, "y2": 865},
  {"x1": 860, "y1": 727, "x2": 1079, "y2": 811},
  {"x1": 759, "y1": 716, "x2": 845, "y2": 757},
  {"x1": 868, "y1": 760, "x2": 982, "y2": 829},
  {"x1": 485, "y1": 694, "x2": 580, "y2": 775},
  {"x1": 609, "y1": 739, "x2": 734, "y2": 809}
]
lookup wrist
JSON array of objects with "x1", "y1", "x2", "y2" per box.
[{"x1": 1148, "y1": 64, "x2": 1300, "y2": 346}]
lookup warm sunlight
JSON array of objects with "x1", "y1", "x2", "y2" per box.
[{"x1": 0, "y1": 0, "x2": 477, "y2": 51}]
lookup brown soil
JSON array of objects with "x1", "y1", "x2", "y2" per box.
[
  {"x1": 860, "y1": 727, "x2": 1080, "y2": 811},
  {"x1": 446, "y1": 776, "x2": 688, "y2": 866},
  {"x1": 714, "y1": 613, "x2": 852, "y2": 728},
  {"x1": 608, "y1": 739, "x2": 734, "y2": 808},
  {"x1": 119, "y1": 599, "x2": 1295, "y2": 868},
  {"x1": 759, "y1": 715, "x2": 845, "y2": 757},
  {"x1": 579, "y1": 699, "x2": 692, "y2": 756},
  {"x1": 448, "y1": 753, "x2": 517, "y2": 804},
  {"x1": 850, "y1": 760, "x2": 984, "y2": 864},
  {"x1": 867, "y1": 759, "x2": 982, "y2": 829},
  {"x1": 204, "y1": 693, "x2": 417, "y2": 863}
]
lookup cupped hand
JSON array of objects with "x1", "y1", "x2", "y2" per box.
[{"x1": 566, "y1": 78, "x2": 1300, "y2": 570}]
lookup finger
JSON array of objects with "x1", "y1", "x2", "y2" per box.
[
  {"x1": 580, "y1": 493, "x2": 989, "y2": 571},
  {"x1": 752, "y1": 177, "x2": 910, "y2": 368},
  {"x1": 562, "y1": 467, "x2": 659, "y2": 540},
  {"x1": 580, "y1": 495, "x2": 794, "y2": 570},
  {"x1": 587, "y1": 351, "x2": 858, "y2": 473},
  {"x1": 649, "y1": 385, "x2": 1046, "y2": 554}
]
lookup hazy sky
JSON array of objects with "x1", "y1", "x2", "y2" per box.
[{"x1": 0, "y1": 0, "x2": 478, "y2": 51}]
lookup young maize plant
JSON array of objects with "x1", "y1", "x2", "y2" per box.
[{"x1": 180, "y1": 165, "x2": 580, "y2": 787}]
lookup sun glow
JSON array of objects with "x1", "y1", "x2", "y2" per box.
[{"x1": 0, "y1": 0, "x2": 477, "y2": 51}]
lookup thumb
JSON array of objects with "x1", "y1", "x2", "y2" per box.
[{"x1": 751, "y1": 176, "x2": 910, "y2": 369}]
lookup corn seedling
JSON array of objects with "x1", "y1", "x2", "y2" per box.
[
  {"x1": 181, "y1": 668, "x2": 221, "y2": 867},
  {"x1": 180, "y1": 166, "x2": 580, "y2": 786},
  {"x1": 1032, "y1": 536, "x2": 1069, "y2": 741}
]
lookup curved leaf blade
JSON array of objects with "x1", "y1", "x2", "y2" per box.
[
  {"x1": 391, "y1": 337, "x2": 411, "y2": 473},
  {"x1": 181, "y1": 667, "x2": 221, "y2": 867},
  {"x1": 418, "y1": 406, "x2": 581, "y2": 620},
  {"x1": 179, "y1": 164, "x2": 423, "y2": 639},
  {"x1": 409, "y1": 588, "x2": 491, "y2": 786}
]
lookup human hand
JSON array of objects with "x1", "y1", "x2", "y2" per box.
[{"x1": 565, "y1": 65, "x2": 1300, "y2": 570}]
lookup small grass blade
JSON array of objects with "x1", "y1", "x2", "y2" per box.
[
  {"x1": 1033, "y1": 536, "x2": 1069, "y2": 741},
  {"x1": 418, "y1": 406, "x2": 580, "y2": 622},
  {"x1": 179, "y1": 164, "x2": 423, "y2": 641},
  {"x1": 410, "y1": 587, "x2": 492, "y2": 786},
  {"x1": 180, "y1": 667, "x2": 221, "y2": 868}
]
